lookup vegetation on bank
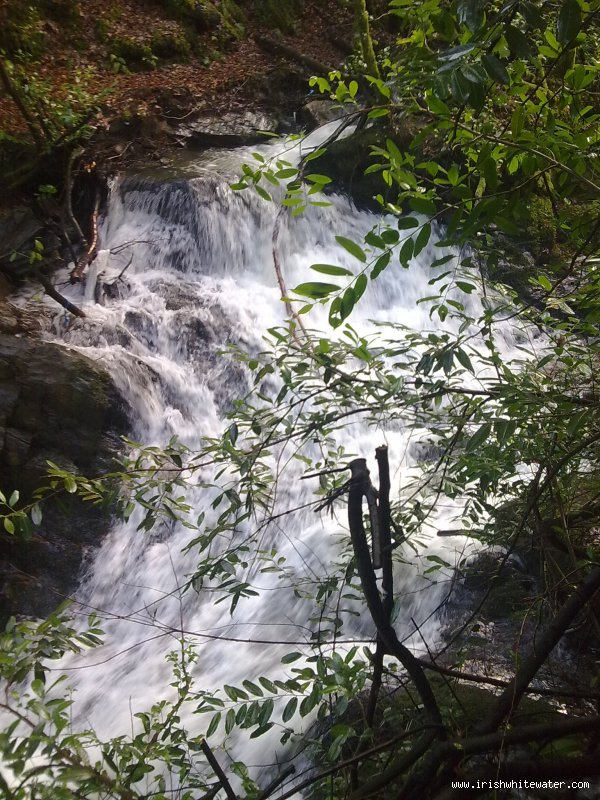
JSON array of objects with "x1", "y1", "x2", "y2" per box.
[{"x1": 1, "y1": 0, "x2": 600, "y2": 798}]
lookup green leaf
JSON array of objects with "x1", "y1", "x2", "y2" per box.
[
  {"x1": 466, "y1": 422, "x2": 492, "y2": 452},
  {"x1": 372, "y1": 251, "x2": 391, "y2": 279},
  {"x1": 397, "y1": 217, "x2": 419, "y2": 230},
  {"x1": 557, "y1": 0, "x2": 581, "y2": 44},
  {"x1": 482, "y1": 54, "x2": 509, "y2": 85},
  {"x1": 304, "y1": 147, "x2": 326, "y2": 162},
  {"x1": 293, "y1": 282, "x2": 340, "y2": 299},
  {"x1": 206, "y1": 712, "x2": 221, "y2": 737},
  {"x1": 250, "y1": 722, "x2": 274, "y2": 738},
  {"x1": 426, "y1": 554, "x2": 452, "y2": 568},
  {"x1": 414, "y1": 223, "x2": 431, "y2": 257},
  {"x1": 281, "y1": 652, "x2": 302, "y2": 664},
  {"x1": 259, "y1": 676, "x2": 278, "y2": 693},
  {"x1": 310, "y1": 264, "x2": 353, "y2": 277},
  {"x1": 335, "y1": 236, "x2": 367, "y2": 263},
  {"x1": 511, "y1": 107, "x2": 525, "y2": 137},
  {"x1": 458, "y1": 0, "x2": 484, "y2": 32},
  {"x1": 409, "y1": 196, "x2": 436, "y2": 215},
  {"x1": 381, "y1": 228, "x2": 400, "y2": 245},
  {"x1": 505, "y1": 25, "x2": 532, "y2": 59},
  {"x1": 225, "y1": 708, "x2": 236, "y2": 734},
  {"x1": 450, "y1": 69, "x2": 471, "y2": 102},
  {"x1": 30, "y1": 503, "x2": 42, "y2": 526},
  {"x1": 426, "y1": 94, "x2": 450, "y2": 115},
  {"x1": 455, "y1": 348, "x2": 474, "y2": 373},
  {"x1": 255, "y1": 185, "x2": 272, "y2": 202},
  {"x1": 305, "y1": 174, "x2": 332, "y2": 185},
  {"x1": 242, "y1": 680, "x2": 263, "y2": 697},
  {"x1": 354, "y1": 274, "x2": 368, "y2": 301},
  {"x1": 341, "y1": 287, "x2": 356, "y2": 321},
  {"x1": 276, "y1": 168, "x2": 299, "y2": 179},
  {"x1": 64, "y1": 475, "x2": 77, "y2": 493},
  {"x1": 282, "y1": 697, "x2": 298, "y2": 723},
  {"x1": 224, "y1": 684, "x2": 238, "y2": 701},
  {"x1": 456, "y1": 281, "x2": 476, "y2": 293},
  {"x1": 399, "y1": 237, "x2": 414, "y2": 268}
]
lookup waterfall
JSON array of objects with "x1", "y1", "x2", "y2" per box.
[{"x1": 32, "y1": 129, "x2": 529, "y2": 778}]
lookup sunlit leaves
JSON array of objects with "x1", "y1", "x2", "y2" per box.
[
  {"x1": 293, "y1": 282, "x2": 340, "y2": 299},
  {"x1": 335, "y1": 235, "x2": 367, "y2": 262}
]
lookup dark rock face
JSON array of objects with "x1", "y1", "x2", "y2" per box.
[
  {"x1": 451, "y1": 549, "x2": 535, "y2": 621},
  {"x1": 0, "y1": 335, "x2": 129, "y2": 623},
  {"x1": 306, "y1": 126, "x2": 388, "y2": 212}
]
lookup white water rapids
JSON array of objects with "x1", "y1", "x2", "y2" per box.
[{"x1": 26, "y1": 126, "x2": 537, "y2": 780}]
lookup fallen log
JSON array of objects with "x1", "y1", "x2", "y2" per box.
[{"x1": 254, "y1": 34, "x2": 332, "y2": 75}]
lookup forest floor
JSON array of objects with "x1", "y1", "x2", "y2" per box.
[{"x1": 0, "y1": 0, "x2": 353, "y2": 137}]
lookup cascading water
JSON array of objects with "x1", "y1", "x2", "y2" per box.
[{"x1": 28, "y1": 126, "x2": 528, "y2": 778}]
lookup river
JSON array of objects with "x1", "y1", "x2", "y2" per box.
[{"x1": 33, "y1": 124, "x2": 528, "y2": 789}]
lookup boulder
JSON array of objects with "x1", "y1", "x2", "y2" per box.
[
  {"x1": 174, "y1": 109, "x2": 280, "y2": 147},
  {"x1": 0, "y1": 335, "x2": 129, "y2": 623}
]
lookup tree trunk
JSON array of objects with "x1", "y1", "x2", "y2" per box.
[{"x1": 354, "y1": 0, "x2": 380, "y2": 78}]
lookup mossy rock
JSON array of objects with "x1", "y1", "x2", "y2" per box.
[
  {"x1": 459, "y1": 551, "x2": 535, "y2": 621},
  {"x1": 111, "y1": 37, "x2": 158, "y2": 71},
  {"x1": 163, "y1": 0, "x2": 244, "y2": 38},
  {"x1": 332, "y1": 676, "x2": 563, "y2": 797},
  {"x1": 384, "y1": 674, "x2": 560, "y2": 734},
  {"x1": 151, "y1": 31, "x2": 192, "y2": 62}
]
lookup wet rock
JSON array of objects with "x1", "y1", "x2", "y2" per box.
[
  {"x1": 175, "y1": 109, "x2": 279, "y2": 147},
  {"x1": 306, "y1": 125, "x2": 388, "y2": 211},
  {"x1": 0, "y1": 205, "x2": 44, "y2": 277},
  {"x1": 300, "y1": 99, "x2": 347, "y2": 129},
  {"x1": 455, "y1": 549, "x2": 534, "y2": 620},
  {"x1": 0, "y1": 335, "x2": 129, "y2": 624},
  {"x1": 0, "y1": 301, "x2": 42, "y2": 336}
]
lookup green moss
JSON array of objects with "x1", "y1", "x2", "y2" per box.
[
  {"x1": 529, "y1": 194, "x2": 558, "y2": 252},
  {"x1": 151, "y1": 32, "x2": 192, "y2": 61},
  {"x1": 110, "y1": 38, "x2": 158, "y2": 71},
  {"x1": 247, "y1": 0, "x2": 301, "y2": 34},
  {"x1": 162, "y1": 0, "x2": 244, "y2": 39}
]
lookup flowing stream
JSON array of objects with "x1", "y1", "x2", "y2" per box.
[{"x1": 34, "y1": 126, "x2": 532, "y2": 779}]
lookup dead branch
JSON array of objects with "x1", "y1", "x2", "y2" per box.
[
  {"x1": 65, "y1": 147, "x2": 87, "y2": 248},
  {"x1": 200, "y1": 740, "x2": 237, "y2": 800},
  {"x1": 70, "y1": 191, "x2": 99, "y2": 283},
  {"x1": 255, "y1": 766, "x2": 296, "y2": 800},
  {"x1": 117, "y1": 255, "x2": 133, "y2": 281},
  {"x1": 272, "y1": 204, "x2": 309, "y2": 344},
  {"x1": 37, "y1": 273, "x2": 85, "y2": 318},
  {"x1": 347, "y1": 456, "x2": 444, "y2": 730}
]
